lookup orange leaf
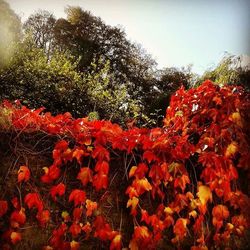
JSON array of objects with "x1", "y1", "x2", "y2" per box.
[
  {"x1": 173, "y1": 218, "x2": 189, "y2": 241},
  {"x1": 85, "y1": 199, "x2": 97, "y2": 217},
  {"x1": 50, "y1": 183, "x2": 66, "y2": 201},
  {"x1": 17, "y1": 165, "x2": 30, "y2": 182},
  {"x1": 212, "y1": 205, "x2": 229, "y2": 220},
  {"x1": 70, "y1": 240, "x2": 80, "y2": 250},
  {"x1": 134, "y1": 226, "x2": 151, "y2": 240},
  {"x1": 82, "y1": 222, "x2": 92, "y2": 237},
  {"x1": 132, "y1": 177, "x2": 152, "y2": 196},
  {"x1": 129, "y1": 238, "x2": 139, "y2": 250},
  {"x1": 110, "y1": 233, "x2": 122, "y2": 250},
  {"x1": 127, "y1": 197, "x2": 139, "y2": 216},
  {"x1": 72, "y1": 148, "x2": 88, "y2": 164},
  {"x1": 129, "y1": 166, "x2": 137, "y2": 178},
  {"x1": 69, "y1": 189, "x2": 86, "y2": 206},
  {"x1": 125, "y1": 186, "x2": 139, "y2": 198},
  {"x1": 10, "y1": 231, "x2": 21, "y2": 244},
  {"x1": 77, "y1": 167, "x2": 93, "y2": 186},
  {"x1": 0, "y1": 200, "x2": 8, "y2": 217}
]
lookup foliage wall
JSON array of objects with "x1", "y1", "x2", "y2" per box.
[{"x1": 0, "y1": 81, "x2": 249, "y2": 249}]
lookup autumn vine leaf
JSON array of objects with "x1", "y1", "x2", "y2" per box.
[
  {"x1": 10, "y1": 208, "x2": 26, "y2": 228},
  {"x1": 127, "y1": 197, "x2": 139, "y2": 216},
  {"x1": 36, "y1": 210, "x2": 50, "y2": 227},
  {"x1": 10, "y1": 231, "x2": 22, "y2": 244},
  {"x1": 110, "y1": 233, "x2": 122, "y2": 250},
  {"x1": 77, "y1": 167, "x2": 93, "y2": 186},
  {"x1": 50, "y1": 183, "x2": 66, "y2": 201},
  {"x1": 172, "y1": 218, "x2": 189, "y2": 243},
  {"x1": 24, "y1": 193, "x2": 44, "y2": 212},
  {"x1": 85, "y1": 199, "x2": 97, "y2": 217},
  {"x1": 69, "y1": 189, "x2": 86, "y2": 206},
  {"x1": 0, "y1": 200, "x2": 8, "y2": 217},
  {"x1": 69, "y1": 223, "x2": 82, "y2": 237},
  {"x1": 197, "y1": 185, "x2": 212, "y2": 205},
  {"x1": 17, "y1": 165, "x2": 30, "y2": 182}
]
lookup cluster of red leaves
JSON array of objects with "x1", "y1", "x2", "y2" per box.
[{"x1": 0, "y1": 81, "x2": 249, "y2": 249}]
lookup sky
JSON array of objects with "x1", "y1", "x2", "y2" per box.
[{"x1": 6, "y1": 0, "x2": 250, "y2": 75}]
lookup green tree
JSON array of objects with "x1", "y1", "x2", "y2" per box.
[
  {"x1": 24, "y1": 10, "x2": 56, "y2": 58},
  {"x1": 145, "y1": 66, "x2": 193, "y2": 125},
  {"x1": 0, "y1": 0, "x2": 21, "y2": 67},
  {"x1": 198, "y1": 53, "x2": 250, "y2": 90}
]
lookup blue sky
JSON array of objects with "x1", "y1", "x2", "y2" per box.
[{"x1": 6, "y1": 0, "x2": 250, "y2": 74}]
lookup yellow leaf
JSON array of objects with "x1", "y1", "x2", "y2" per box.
[
  {"x1": 229, "y1": 112, "x2": 243, "y2": 127},
  {"x1": 225, "y1": 142, "x2": 238, "y2": 158},
  {"x1": 164, "y1": 206, "x2": 174, "y2": 215},
  {"x1": 189, "y1": 210, "x2": 198, "y2": 219},
  {"x1": 197, "y1": 185, "x2": 212, "y2": 205}
]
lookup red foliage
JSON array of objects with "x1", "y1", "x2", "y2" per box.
[{"x1": 0, "y1": 81, "x2": 249, "y2": 249}]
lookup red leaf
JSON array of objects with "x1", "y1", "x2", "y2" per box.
[
  {"x1": 41, "y1": 165, "x2": 61, "y2": 183},
  {"x1": 69, "y1": 223, "x2": 81, "y2": 238},
  {"x1": 174, "y1": 174, "x2": 190, "y2": 192},
  {"x1": 69, "y1": 189, "x2": 86, "y2": 206},
  {"x1": 93, "y1": 173, "x2": 108, "y2": 191},
  {"x1": 0, "y1": 200, "x2": 8, "y2": 217},
  {"x1": 17, "y1": 165, "x2": 30, "y2": 182},
  {"x1": 93, "y1": 216, "x2": 114, "y2": 241},
  {"x1": 86, "y1": 199, "x2": 97, "y2": 217},
  {"x1": 77, "y1": 167, "x2": 93, "y2": 186},
  {"x1": 73, "y1": 207, "x2": 83, "y2": 222},
  {"x1": 10, "y1": 208, "x2": 26, "y2": 228},
  {"x1": 24, "y1": 193, "x2": 43, "y2": 212},
  {"x1": 11, "y1": 197, "x2": 20, "y2": 210},
  {"x1": 92, "y1": 145, "x2": 110, "y2": 161},
  {"x1": 94, "y1": 161, "x2": 109, "y2": 175},
  {"x1": 36, "y1": 210, "x2": 50, "y2": 226},
  {"x1": 50, "y1": 183, "x2": 66, "y2": 201},
  {"x1": 143, "y1": 151, "x2": 158, "y2": 163},
  {"x1": 134, "y1": 163, "x2": 149, "y2": 179}
]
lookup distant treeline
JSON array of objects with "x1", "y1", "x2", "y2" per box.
[{"x1": 0, "y1": 0, "x2": 249, "y2": 126}]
